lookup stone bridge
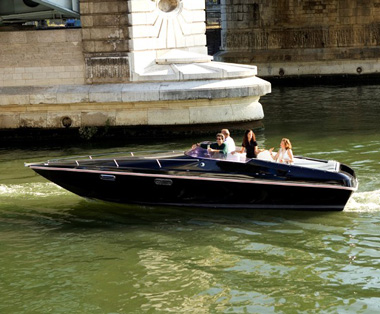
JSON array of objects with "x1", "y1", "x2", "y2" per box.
[
  {"x1": 0, "y1": 0, "x2": 270, "y2": 136},
  {"x1": 1, "y1": 0, "x2": 379, "y2": 137}
]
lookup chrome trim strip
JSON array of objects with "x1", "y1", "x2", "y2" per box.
[{"x1": 100, "y1": 174, "x2": 116, "y2": 181}]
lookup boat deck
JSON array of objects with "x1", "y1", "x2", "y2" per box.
[{"x1": 26, "y1": 149, "x2": 341, "y2": 173}]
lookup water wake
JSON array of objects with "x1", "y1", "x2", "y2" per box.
[
  {"x1": 0, "y1": 182, "x2": 68, "y2": 199},
  {"x1": 1, "y1": 183, "x2": 379, "y2": 212},
  {"x1": 345, "y1": 190, "x2": 380, "y2": 212}
]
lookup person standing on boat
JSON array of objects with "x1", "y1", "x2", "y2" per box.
[
  {"x1": 234, "y1": 129, "x2": 262, "y2": 158},
  {"x1": 270, "y1": 138, "x2": 294, "y2": 164},
  {"x1": 221, "y1": 129, "x2": 236, "y2": 154},
  {"x1": 193, "y1": 133, "x2": 228, "y2": 156}
]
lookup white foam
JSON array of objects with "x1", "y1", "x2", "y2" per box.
[
  {"x1": 345, "y1": 190, "x2": 380, "y2": 212},
  {"x1": 0, "y1": 182, "x2": 68, "y2": 199}
]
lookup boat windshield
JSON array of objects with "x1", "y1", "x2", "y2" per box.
[{"x1": 185, "y1": 146, "x2": 249, "y2": 163}]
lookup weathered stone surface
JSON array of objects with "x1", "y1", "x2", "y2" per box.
[
  {"x1": 81, "y1": 112, "x2": 116, "y2": 127},
  {"x1": 0, "y1": 75, "x2": 270, "y2": 129},
  {"x1": 132, "y1": 50, "x2": 259, "y2": 82},
  {"x1": 88, "y1": 84, "x2": 123, "y2": 102},
  {"x1": 81, "y1": 0, "x2": 130, "y2": 83},
  {"x1": 148, "y1": 108, "x2": 190, "y2": 125},
  {"x1": 189, "y1": 103, "x2": 234, "y2": 124},
  {"x1": 217, "y1": 0, "x2": 380, "y2": 76},
  {"x1": 29, "y1": 86, "x2": 59, "y2": 105},
  {"x1": 116, "y1": 110, "x2": 148, "y2": 125},
  {"x1": 0, "y1": 29, "x2": 84, "y2": 87},
  {"x1": 20, "y1": 112, "x2": 47, "y2": 128},
  {"x1": 0, "y1": 94, "x2": 30, "y2": 106},
  {"x1": 46, "y1": 112, "x2": 82, "y2": 128},
  {"x1": 0, "y1": 114, "x2": 20, "y2": 128},
  {"x1": 85, "y1": 55, "x2": 130, "y2": 84},
  {"x1": 121, "y1": 83, "x2": 160, "y2": 102},
  {"x1": 0, "y1": 76, "x2": 270, "y2": 105},
  {"x1": 56, "y1": 85, "x2": 91, "y2": 104},
  {"x1": 189, "y1": 97, "x2": 262, "y2": 124}
]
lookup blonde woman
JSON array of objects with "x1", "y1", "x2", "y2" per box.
[{"x1": 270, "y1": 138, "x2": 294, "y2": 164}]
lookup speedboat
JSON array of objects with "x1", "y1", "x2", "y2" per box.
[{"x1": 25, "y1": 146, "x2": 358, "y2": 211}]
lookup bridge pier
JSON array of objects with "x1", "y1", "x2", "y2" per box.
[
  {"x1": 0, "y1": 0, "x2": 271, "y2": 135},
  {"x1": 215, "y1": 0, "x2": 380, "y2": 80}
]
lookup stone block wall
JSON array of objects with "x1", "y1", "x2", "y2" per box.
[
  {"x1": 81, "y1": 0, "x2": 130, "y2": 84},
  {"x1": 0, "y1": 29, "x2": 84, "y2": 87},
  {"x1": 0, "y1": 0, "x2": 208, "y2": 86},
  {"x1": 219, "y1": 0, "x2": 380, "y2": 65}
]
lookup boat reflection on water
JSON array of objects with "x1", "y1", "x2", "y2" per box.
[{"x1": 25, "y1": 146, "x2": 358, "y2": 211}]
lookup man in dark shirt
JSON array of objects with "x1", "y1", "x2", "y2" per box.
[{"x1": 195, "y1": 133, "x2": 228, "y2": 156}]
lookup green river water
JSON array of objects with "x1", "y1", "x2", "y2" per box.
[{"x1": 1, "y1": 85, "x2": 380, "y2": 313}]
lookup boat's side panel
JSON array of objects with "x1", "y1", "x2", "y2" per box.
[{"x1": 32, "y1": 166, "x2": 353, "y2": 210}]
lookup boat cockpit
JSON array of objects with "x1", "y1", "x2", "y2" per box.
[{"x1": 185, "y1": 146, "x2": 341, "y2": 173}]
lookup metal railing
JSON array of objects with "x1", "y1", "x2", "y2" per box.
[{"x1": 25, "y1": 150, "x2": 195, "y2": 169}]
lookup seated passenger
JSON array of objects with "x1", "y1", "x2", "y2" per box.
[
  {"x1": 192, "y1": 133, "x2": 228, "y2": 156},
  {"x1": 221, "y1": 128, "x2": 236, "y2": 153},
  {"x1": 233, "y1": 129, "x2": 263, "y2": 158},
  {"x1": 269, "y1": 138, "x2": 294, "y2": 164}
]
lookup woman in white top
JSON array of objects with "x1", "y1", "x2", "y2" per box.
[{"x1": 269, "y1": 138, "x2": 294, "y2": 164}]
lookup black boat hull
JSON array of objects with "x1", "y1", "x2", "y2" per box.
[{"x1": 32, "y1": 166, "x2": 355, "y2": 211}]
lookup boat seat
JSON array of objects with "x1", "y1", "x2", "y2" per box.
[{"x1": 293, "y1": 157, "x2": 339, "y2": 172}]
